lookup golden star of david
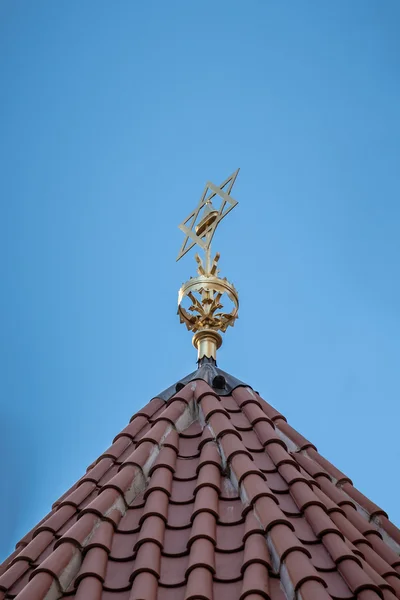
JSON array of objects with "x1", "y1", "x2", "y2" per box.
[{"x1": 176, "y1": 168, "x2": 240, "y2": 262}]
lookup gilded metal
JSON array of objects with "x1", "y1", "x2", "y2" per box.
[
  {"x1": 176, "y1": 168, "x2": 239, "y2": 264},
  {"x1": 178, "y1": 254, "x2": 239, "y2": 334},
  {"x1": 192, "y1": 330, "x2": 222, "y2": 361},
  {"x1": 176, "y1": 169, "x2": 240, "y2": 361}
]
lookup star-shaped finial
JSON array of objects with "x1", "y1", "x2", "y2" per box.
[{"x1": 176, "y1": 169, "x2": 240, "y2": 262}]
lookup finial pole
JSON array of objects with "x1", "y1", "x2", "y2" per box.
[
  {"x1": 192, "y1": 329, "x2": 222, "y2": 362},
  {"x1": 205, "y1": 230, "x2": 211, "y2": 274},
  {"x1": 176, "y1": 169, "x2": 240, "y2": 362}
]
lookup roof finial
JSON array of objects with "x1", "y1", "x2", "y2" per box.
[{"x1": 177, "y1": 169, "x2": 240, "y2": 363}]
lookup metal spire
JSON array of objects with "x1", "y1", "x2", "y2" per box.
[{"x1": 176, "y1": 169, "x2": 240, "y2": 363}]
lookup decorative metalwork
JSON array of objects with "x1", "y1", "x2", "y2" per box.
[
  {"x1": 178, "y1": 253, "x2": 239, "y2": 333},
  {"x1": 176, "y1": 168, "x2": 239, "y2": 266},
  {"x1": 176, "y1": 170, "x2": 240, "y2": 361}
]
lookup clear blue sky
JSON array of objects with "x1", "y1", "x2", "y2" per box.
[{"x1": 1, "y1": 1, "x2": 399, "y2": 560}]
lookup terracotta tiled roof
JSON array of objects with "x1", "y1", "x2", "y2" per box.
[{"x1": 1, "y1": 374, "x2": 400, "y2": 600}]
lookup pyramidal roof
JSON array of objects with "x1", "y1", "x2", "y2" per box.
[
  {"x1": 2, "y1": 170, "x2": 399, "y2": 600},
  {"x1": 1, "y1": 365, "x2": 400, "y2": 600}
]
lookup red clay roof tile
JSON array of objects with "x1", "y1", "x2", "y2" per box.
[{"x1": 1, "y1": 377, "x2": 400, "y2": 599}]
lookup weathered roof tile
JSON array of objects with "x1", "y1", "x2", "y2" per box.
[{"x1": 1, "y1": 377, "x2": 399, "y2": 599}]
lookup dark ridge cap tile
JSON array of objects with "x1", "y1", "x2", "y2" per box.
[{"x1": 153, "y1": 374, "x2": 198, "y2": 403}]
